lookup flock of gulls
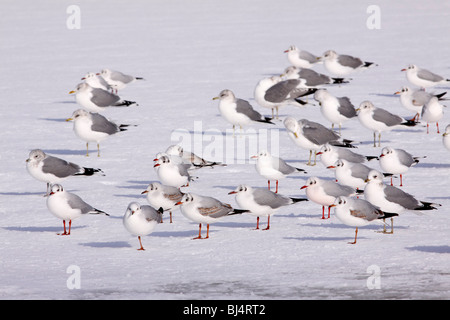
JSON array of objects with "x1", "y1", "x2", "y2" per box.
[{"x1": 25, "y1": 47, "x2": 450, "y2": 249}]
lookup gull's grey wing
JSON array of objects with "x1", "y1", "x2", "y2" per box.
[
  {"x1": 395, "y1": 149, "x2": 415, "y2": 167},
  {"x1": 350, "y1": 163, "x2": 371, "y2": 180},
  {"x1": 372, "y1": 108, "x2": 403, "y2": 127},
  {"x1": 197, "y1": 196, "x2": 233, "y2": 218},
  {"x1": 90, "y1": 88, "x2": 121, "y2": 106},
  {"x1": 322, "y1": 181, "x2": 354, "y2": 197},
  {"x1": 264, "y1": 79, "x2": 301, "y2": 103},
  {"x1": 90, "y1": 113, "x2": 120, "y2": 135},
  {"x1": 299, "y1": 50, "x2": 320, "y2": 63},
  {"x1": 337, "y1": 55, "x2": 364, "y2": 69},
  {"x1": 335, "y1": 148, "x2": 366, "y2": 163},
  {"x1": 110, "y1": 71, "x2": 135, "y2": 84},
  {"x1": 298, "y1": 69, "x2": 331, "y2": 86},
  {"x1": 42, "y1": 156, "x2": 81, "y2": 178},
  {"x1": 235, "y1": 99, "x2": 263, "y2": 121},
  {"x1": 411, "y1": 90, "x2": 433, "y2": 106},
  {"x1": 337, "y1": 97, "x2": 357, "y2": 118},
  {"x1": 302, "y1": 121, "x2": 341, "y2": 145},
  {"x1": 273, "y1": 157, "x2": 296, "y2": 175},
  {"x1": 66, "y1": 192, "x2": 95, "y2": 214},
  {"x1": 383, "y1": 185, "x2": 420, "y2": 210},
  {"x1": 252, "y1": 188, "x2": 292, "y2": 209},
  {"x1": 417, "y1": 69, "x2": 444, "y2": 82},
  {"x1": 141, "y1": 205, "x2": 162, "y2": 222}
]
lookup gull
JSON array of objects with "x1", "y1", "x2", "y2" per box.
[
  {"x1": 300, "y1": 177, "x2": 358, "y2": 219},
  {"x1": 320, "y1": 50, "x2": 376, "y2": 77},
  {"x1": 443, "y1": 125, "x2": 450, "y2": 151},
  {"x1": 154, "y1": 155, "x2": 195, "y2": 188},
  {"x1": 69, "y1": 83, "x2": 137, "y2": 113},
  {"x1": 213, "y1": 89, "x2": 274, "y2": 136},
  {"x1": 283, "y1": 117, "x2": 356, "y2": 166},
  {"x1": 228, "y1": 185, "x2": 308, "y2": 230},
  {"x1": 98, "y1": 68, "x2": 144, "y2": 93},
  {"x1": 394, "y1": 86, "x2": 447, "y2": 121},
  {"x1": 316, "y1": 143, "x2": 378, "y2": 168},
  {"x1": 364, "y1": 170, "x2": 440, "y2": 232},
  {"x1": 327, "y1": 159, "x2": 374, "y2": 190},
  {"x1": 175, "y1": 193, "x2": 248, "y2": 239},
  {"x1": 379, "y1": 147, "x2": 423, "y2": 186},
  {"x1": 66, "y1": 109, "x2": 133, "y2": 157},
  {"x1": 81, "y1": 72, "x2": 112, "y2": 91},
  {"x1": 123, "y1": 202, "x2": 163, "y2": 251},
  {"x1": 256, "y1": 76, "x2": 316, "y2": 119},
  {"x1": 330, "y1": 196, "x2": 398, "y2": 244},
  {"x1": 283, "y1": 66, "x2": 349, "y2": 86},
  {"x1": 251, "y1": 150, "x2": 307, "y2": 193},
  {"x1": 421, "y1": 96, "x2": 445, "y2": 134},
  {"x1": 165, "y1": 145, "x2": 225, "y2": 169},
  {"x1": 284, "y1": 45, "x2": 321, "y2": 69},
  {"x1": 26, "y1": 149, "x2": 104, "y2": 195},
  {"x1": 46, "y1": 184, "x2": 109, "y2": 235},
  {"x1": 313, "y1": 89, "x2": 357, "y2": 133},
  {"x1": 141, "y1": 182, "x2": 184, "y2": 223},
  {"x1": 356, "y1": 101, "x2": 416, "y2": 147},
  {"x1": 401, "y1": 64, "x2": 450, "y2": 89}
]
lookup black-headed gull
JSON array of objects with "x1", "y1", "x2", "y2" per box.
[
  {"x1": 327, "y1": 159, "x2": 373, "y2": 190},
  {"x1": 81, "y1": 72, "x2": 112, "y2": 91},
  {"x1": 251, "y1": 150, "x2": 307, "y2": 193},
  {"x1": 26, "y1": 149, "x2": 104, "y2": 195},
  {"x1": 330, "y1": 196, "x2": 398, "y2": 243},
  {"x1": 356, "y1": 101, "x2": 416, "y2": 147},
  {"x1": 46, "y1": 184, "x2": 108, "y2": 235},
  {"x1": 284, "y1": 45, "x2": 321, "y2": 69},
  {"x1": 213, "y1": 89, "x2": 274, "y2": 136},
  {"x1": 175, "y1": 193, "x2": 248, "y2": 239},
  {"x1": 421, "y1": 97, "x2": 445, "y2": 134},
  {"x1": 123, "y1": 202, "x2": 163, "y2": 250},
  {"x1": 320, "y1": 50, "x2": 376, "y2": 77},
  {"x1": 394, "y1": 86, "x2": 447, "y2": 121},
  {"x1": 401, "y1": 64, "x2": 450, "y2": 89},
  {"x1": 69, "y1": 83, "x2": 137, "y2": 113},
  {"x1": 98, "y1": 68, "x2": 144, "y2": 93},
  {"x1": 300, "y1": 176, "x2": 358, "y2": 219},
  {"x1": 66, "y1": 109, "x2": 133, "y2": 157},
  {"x1": 154, "y1": 155, "x2": 195, "y2": 188},
  {"x1": 141, "y1": 182, "x2": 184, "y2": 223},
  {"x1": 228, "y1": 185, "x2": 308, "y2": 230},
  {"x1": 316, "y1": 143, "x2": 378, "y2": 168},
  {"x1": 379, "y1": 147, "x2": 423, "y2": 186},
  {"x1": 165, "y1": 145, "x2": 225, "y2": 169}
]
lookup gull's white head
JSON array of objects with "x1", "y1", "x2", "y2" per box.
[
  {"x1": 313, "y1": 89, "x2": 330, "y2": 103},
  {"x1": 283, "y1": 117, "x2": 300, "y2": 136},
  {"x1": 366, "y1": 170, "x2": 383, "y2": 183},
  {"x1": 322, "y1": 50, "x2": 338, "y2": 61},
  {"x1": 357, "y1": 101, "x2": 375, "y2": 113},
  {"x1": 49, "y1": 184, "x2": 64, "y2": 195},
  {"x1": 213, "y1": 89, "x2": 235, "y2": 102},
  {"x1": 228, "y1": 184, "x2": 252, "y2": 195},
  {"x1": 26, "y1": 149, "x2": 46, "y2": 163}
]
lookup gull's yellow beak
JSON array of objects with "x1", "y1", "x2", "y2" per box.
[
  {"x1": 69, "y1": 90, "x2": 76, "y2": 94},
  {"x1": 294, "y1": 132, "x2": 299, "y2": 138},
  {"x1": 212, "y1": 96, "x2": 219, "y2": 100},
  {"x1": 66, "y1": 118, "x2": 73, "y2": 122}
]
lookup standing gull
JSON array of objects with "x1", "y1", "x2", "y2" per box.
[
  {"x1": 364, "y1": 170, "x2": 440, "y2": 232},
  {"x1": 320, "y1": 50, "x2": 376, "y2": 77},
  {"x1": 141, "y1": 182, "x2": 184, "y2": 223},
  {"x1": 46, "y1": 184, "x2": 109, "y2": 235},
  {"x1": 300, "y1": 177, "x2": 358, "y2": 219},
  {"x1": 327, "y1": 159, "x2": 373, "y2": 190},
  {"x1": 69, "y1": 83, "x2": 137, "y2": 113},
  {"x1": 165, "y1": 145, "x2": 225, "y2": 169},
  {"x1": 356, "y1": 101, "x2": 416, "y2": 147},
  {"x1": 154, "y1": 155, "x2": 195, "y2": 188},
  {"x1": 66, "y1": 109, "x2": 133, "y2": 157},
  {"x1": 251, "y1": 150, "x2": 307, "y2": 193},
  {"x1": 421, "y1": 96, "x2": 445, "y2": 134},
  {"x1": 401, "y1": 65, "x2": 450, "y2": 89},
  {"x1": 283, "y1": 66, "x2": 349, "y2": 86},
  {"x1": 81, "y1": 72, "x2": 112, "y2": 91},
  {"x1": 379, "y1": 147, "x2": 423, "y2": 186},
  {"x1": 330, "y1": 196, "x2": 398, "y2": 244},
  {"x1": 313, "y1": 89, "x2": 357, "y2": 133},
  {"x1": 284, "y1": 45, "x2": 321, "y2": 69},
  {"x1": 99, "y1": 68, "x2": 144, "y2": 93},
  {"x1": 316, "y1": 143, "x2": 378, "y2": 168},
  {"x1": 123, "y1": 202, "x2": 163, "y2": 251},
  {"x1": 284, "y1": 117, "x2": 356, "y2": 166},
  {"x1": 394, "y1": 86, "x2": 446, "y2": 121},
  {"x1": 176, "y1": 193, "x2": 248, "y2": 239},
  {"x1": 213, "y1": 89, "x2": 274, "y2": 136},
  {"x1": 256, "y1": 76, "x2": 315, "y2": 119},
  {"x1": 26, "y1": 149, "x2": 104, "y2": 195},
  {"x1": 228, "y1": 185, "x2": 308, "y2": 230}
]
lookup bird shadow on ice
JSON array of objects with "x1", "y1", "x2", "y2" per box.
[
  {"x1": 0, "y1": 191, "x2": 45, "y2": 197},
  {"x1": 414, "y1": 162, "x2": 450, "y2": 169},
  {"x1": 284, "y1": 235, "x2": 354, "y2": 241},
  {"x1": 368, "y1": 93, "x2": 398, "y2": 98},
  {"x1": 43, "y1": 149, "x2": 88, "y2": 156},
  {"x1": 406, "y1": 245, "x2": 450, "y2": 254},
  {"x1": 79, "y1": 241, "x2": 132, "y2": 248},
  {"x1": 38, "y1": 117, "x2": 69, "y2": 123},
  {"x1": 3, "y1": 225, "x2": 84, "y2": 233}
]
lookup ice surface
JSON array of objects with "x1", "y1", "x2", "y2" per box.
[{"x1": 1, "y1": 0, "x2": 449, "y2": 300}]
